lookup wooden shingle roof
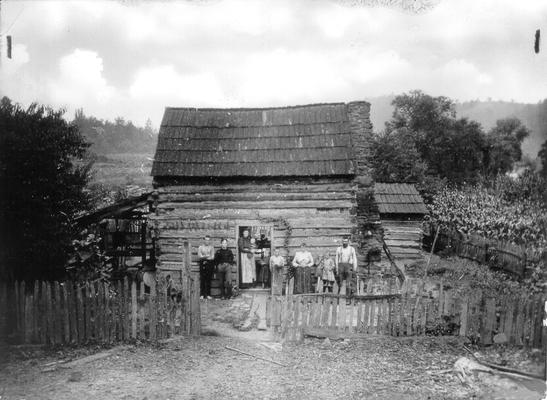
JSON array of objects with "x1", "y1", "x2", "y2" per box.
[
  {"x1": 374, "y1": 183, "x2": 428, "y2": 214},
  {"x1": 151, "y1": 103, "x2": 357, "y2": 177}
]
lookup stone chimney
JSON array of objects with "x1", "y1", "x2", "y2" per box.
[{"x1": 347, "y1": 101, "x2": 374, "y2": 177}]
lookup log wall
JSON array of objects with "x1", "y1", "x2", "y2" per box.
[
  {"x1": 381, "y1": 219, "x2": 424, "y2": 261},
  {"x1": 149, "y1": 180, "x2": 364, "y2": 290}
]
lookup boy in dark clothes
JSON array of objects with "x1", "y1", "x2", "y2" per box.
[{"x1": 214, "y1": 238, "x2": 235, "y2": 299}]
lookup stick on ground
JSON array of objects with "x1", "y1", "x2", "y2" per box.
[{"x1": 225, "y1": 345, "x2": 287, "y2": 367}]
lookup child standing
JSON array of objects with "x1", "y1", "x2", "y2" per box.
[{"x1": 319, "y1": 252, "x2": 336, "y2": 293}]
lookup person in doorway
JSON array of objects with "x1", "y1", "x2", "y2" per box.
[
  {"x1": 292, "y1": 242, "x2": 314, "y2": 294},
  {"x1": 214, "y1": 238, "x2": 234, "y2": 299},
  {"x1": 335, "y1": 237, "x2": 357, "y2": 296},
  {"x1": 198, "y1": 235, "x2": 215, "y2": 299},
  {"x1": 238, "y1": 229, "x2": 255, "y2": 285},
  {"x1": 269, "y1": 247, "x2": 285, "y2": 295}
]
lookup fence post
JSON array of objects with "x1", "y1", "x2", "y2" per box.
[{"x1": 131, "y1": 280, "x2": 137, "y2": 339}]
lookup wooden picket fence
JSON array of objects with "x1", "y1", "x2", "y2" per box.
[
  {"x1": 0, "y1": 277, "x2": 200, "y2": 345},
  {"x1": 268, "y1": 291, "x2": 546, "y2": 348},
  {"x1": 426, "y1": 223, "x2": 543, "y2": 279}
]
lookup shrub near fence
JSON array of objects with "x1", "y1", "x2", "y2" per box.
[
  {"x1": 0, "y1": 278, "x2": 200, "y2": 345},
  {"x1": 425, "y1": 223, "x2": 543, "y2": 279},
  {"x1": 268, "y1": 291, "x2": 546, "y2": 348}
]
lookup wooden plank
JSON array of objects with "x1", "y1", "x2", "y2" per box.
[
  {"x1": 76, "y1": 284, "x2": 84, "y2": 344},
  {"x1": 20, "y1": 282, "x2": 27, "y2": 341},
  {"x1": 386, "y1": 298, "x2": 392, "y2": 335},
  {"x1": 103, "y1": 282, "x2": 111, "y2": 342},
  {"x1": 503, "y1": 296, "x2": 515, "y2": 343},
  {"x1": 421, "y1": 299, "x2": 428, "y2": 336},
  {"x1": 53, "y1": 282, "x2": 62, "y2": 344},
  {"x1": 39, "y1": 282, "x2": 47, "y2": 344},
  {"x1": 459, "y1": 299, "x2": 468, "y2": 337},
  {"x1": 139, "y1": 282, "x2": 146, "y2": 339},
  {"x1": 85, "y1": 283, "x2": 92, "y2": 342},
  {"x1": 90, "y1": 283, "x2": 97, "y2": 341},
  {"x1": 149, "y1": 282, "x2": 157, "y2": 341},
  {"x1": 45, "y1": 282, "x2": 54, "y2": 344},
  {"x1": 405, "y1": 297, "x2": 412, "y2": 336},
  {"x1": 356, "y1": 301, "x2": 363, "y2": 333},
  {"x1": 14, "y1": 282, "x2": 20, "y2": 340},
  {"x1": 97, "y1": 282, "x2": 104, "y2": 342},
  {"x1": 481, "y1": 297, "x2": 496, "y2": 345},
  {"x1": 131, "y1": 280, "x2": 137, "y2": 339},
  {"x1": 320, "y1": 296, "x2": 329, "y2": 327},
  {"x1": 32, "y1": 282, "x2": 40, "y2": 343},
  {"x1": 338, "y1": 299, "x2": 347, "y2": 331},
  {"x1": 24, "y1": 292, "x2": 32, "y2": 343},
  {"x1": 61, "y1": 284, "x2": 70, "y2": 344},
  {"x1": 330, "y1": 297, "x2": 338, "y2": 329},
  {"x1": 363, "y1": 300, "x2": 370, "y2": 334},
  {"x1": 67, "y1": 283, "x2": 78, "y2": 344},
  {"x1": 123, "y1": 278, "x2": 130, "y2": 340},
  {"x1": 438, "y1": 282, "x2": 444, "y2": 318},
  {"x1": 348, "y1": 299, "x2": 355, "y2": 333}
]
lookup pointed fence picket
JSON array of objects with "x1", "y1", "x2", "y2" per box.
[
  {"x1": 0, "y1": 278, "x2": 200, "y2": 345},
  {"x1": 268, "y1": 291, "x2": 546, "y2": 349}
]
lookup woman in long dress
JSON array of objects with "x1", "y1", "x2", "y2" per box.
[{"x1": 238, "y1": 229, "x2": 255, "y2": 285}]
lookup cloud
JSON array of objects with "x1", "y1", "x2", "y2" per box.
[
  {"x1": 48, "y1": 49, "x2": 117, "y2": 107},
  {"x1": 1, "y1": 0, "x2": 546, "y2": 127},
  {"x1": 129, "y1": 65, "x2": 224, "y2": 106}
]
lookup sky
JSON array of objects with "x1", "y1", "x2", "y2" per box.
[{"x1": 0, "y1": 0, "x2": 546, "y2": 128}]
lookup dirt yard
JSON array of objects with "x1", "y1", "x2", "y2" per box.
[{"x1": 1, "y1": 333, "x2": 544, "y2": 400}]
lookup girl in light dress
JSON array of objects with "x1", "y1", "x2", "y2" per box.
[{"x1": 318, "y1": 252, "x2": 336, "y2": 293}]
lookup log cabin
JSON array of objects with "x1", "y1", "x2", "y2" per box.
[{"x1": 149, "y1": 101, "x2": 385, "y2": 295}]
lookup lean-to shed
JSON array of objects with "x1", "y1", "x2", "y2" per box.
[
  {"x1": 373, "y1": 183, "x2": 428, "y2": 262},
  {"x1": 149, "y1": 102, "x2": 376, "y2": 293}
]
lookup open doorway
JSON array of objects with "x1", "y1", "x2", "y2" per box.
[{"x1": 237, "y1": 225, "x2": 272, "y2": 289}]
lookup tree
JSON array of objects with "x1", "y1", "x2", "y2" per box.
[
  {"x1": 386, "y1": 91, "x2": 488, "y2": 184},
  {"x1": 387, "y1": 90, "x2": 456, "y2": 161},
  {"x1": 427, "y1": 118, "x2": 488, "y2": 184},
  {"x1": 485, "y1": 117, "x2": 530, "y2": 176},
  {"x1": 370, "y1": 127, "x2": 427, "y2": 183},
  {"x1": 0, "y1": 97, "x2": 91, "y2": 281}
]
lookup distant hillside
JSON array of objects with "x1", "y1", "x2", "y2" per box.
[{"x1": 366, "y1": 96, "x2": 547, "y2": 158}]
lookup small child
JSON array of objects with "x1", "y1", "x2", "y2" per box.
[{"x1": 320, "y1": 252, "x2": 336, "y2": 293}]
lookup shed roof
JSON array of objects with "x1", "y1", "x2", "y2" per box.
[
  {"x1": 151, "y1": 103, "x2": 358, "y2": 178},
  {"x1": 374, "y1": 183, "x2": 428, "y2": 214}
]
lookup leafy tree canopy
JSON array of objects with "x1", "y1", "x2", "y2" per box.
[
  {"x1": 370, "y1": 127, "x2": 427, "y2": 183},
  {"x1": 0, "y1": 97, "x2": 91, "y2": 281}
]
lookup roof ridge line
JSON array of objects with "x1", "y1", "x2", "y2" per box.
[{"x1": 164, "y1": 102, "x2": 351, "y2": 112}]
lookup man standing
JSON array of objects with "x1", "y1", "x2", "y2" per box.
[
  {"x1": 335, "y1": 237, "x2": 357, "y2": 296},
  {"x1": 198, "y1": 235, "x2": 215, "y2": 299},
  {"x1": 214, "y1": 238, "x2": 235, "y2": 299}
]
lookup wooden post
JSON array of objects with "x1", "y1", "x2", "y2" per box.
[
  {"x1": 90, "y1": 283, "x2": 97, "y2": 341},
  {"x1": 32, "y1": 281, "x2": 40, "y2": 343},
  {"x1": 76, "y1": 284, "x2": 84, "y2": 343},
  {"x1": 124, "y1": 277, "x2": 130, "y2": 341},
  {"x1": 53, "y1": 282, "x2": 62, "y2": 344},
  {"x1": 149, "y1": 280, "x2": 157, "y2": 341},
  {"x1": 363, "y1": 299, "x2": 370, "y2": 334},
  {"x1": 97, "y1": 282, "x2": 104, "y2": 342},
  {"x1": 131, "y1": 280, "x2": 137, "y2": 339},
  {"x1": 61, "y1": 283, "x2": 70, "y2": 344},
  {"x1": 44, "y1": 281, "x2": 52, "y2": 344},
  {"x1": 481, "y1": 297, "x2": 496, "y2": 345}
]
